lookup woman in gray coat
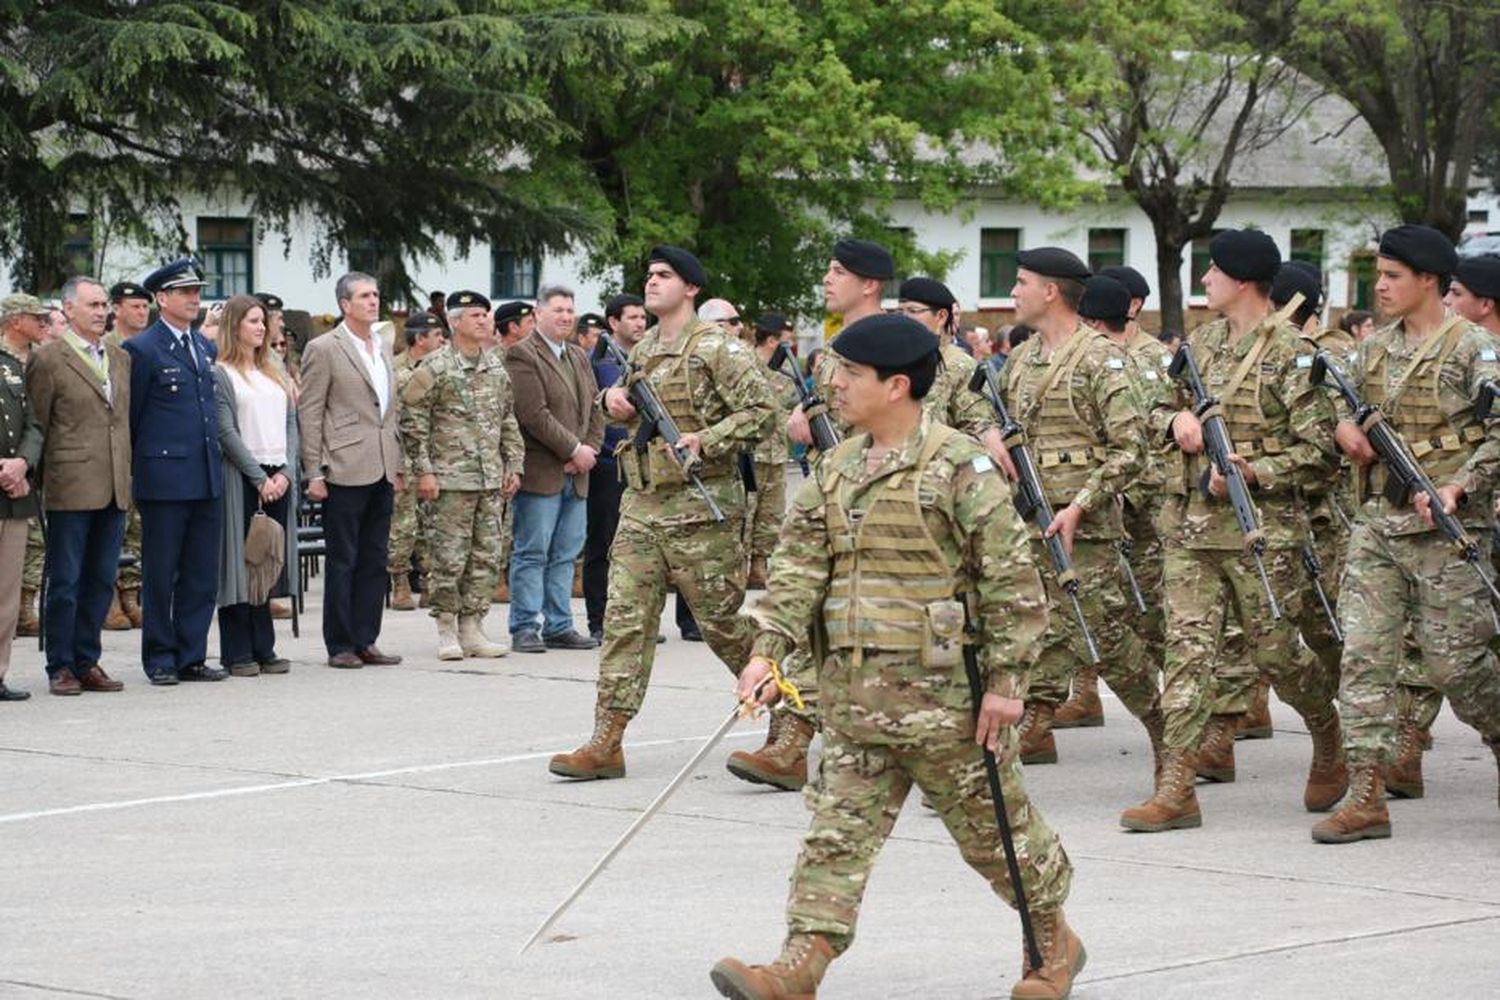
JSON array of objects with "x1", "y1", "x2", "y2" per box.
[{"x1": 213, "y1": 295, "x2": 300, "y2": 675}]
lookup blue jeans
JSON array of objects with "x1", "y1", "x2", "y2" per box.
[
  {"x1": 508, "y1": 478, "x2": 587, "y2": 636},
  {"x1": 43, "y1": 507, "x2": 126, "y2": 677}
]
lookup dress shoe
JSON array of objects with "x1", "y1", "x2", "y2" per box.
[
  {"x1": 327, "y1": 652, "x2": 364, "y2": 669},
  {"x1": 258, "y1": 657, "x2": 292, "y2": 675},
  {"x1": 544, "y1": 629, "x2": 600, "y2": 651},
  {"x1": 357, "y1": 645, "x2": 402, "y2": 665},
  {"x1": 227, "y1": 661, "x2": 261, "y2": 677},
  {"x1": 78, "y1": 665, "x2": 124, "y2": 692},
  {"x1": 512, "y1": 629, "x2": 547, "y2": 653},
  {"x1": 0, "y1": 682, "x2": 31, "y2": 701},
  {"x1": 179, "y1": 663, "x2": 229, "y2": 682},
  {"x1": 589, "y1": 627, "x2": 603, "y2": 641},
  {"x1": 49, "y1": 671, "x2": 83, "y2": 696},
  {"x1": 149, "y1": 672, "x2": 180, "y2": 686},
  {"x1": 680, "y1": 626, "x2": 704, "y2": 642}
]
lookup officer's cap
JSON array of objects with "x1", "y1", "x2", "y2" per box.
[
  {"x1": 446, "y1": 290, "x2": 491, "y2": 311},
  {"x1": 1271, "y1": 260, "x2": 1323, "y2": 311},
  {"x1": 109, "y1": 282, "x2": 150, "y2": 303},
  {"x1": 1456, "y1": 255, "x2": 1500, "y2": 301},
  {"x1": 897, "y1": 276, "x2": 957, "y2": 310},
  {"x1": 0, "y1": 293, "x2": 50, "y2": 321},
  {"x1": 1209, "y1": 230, "x2": 1281, "y2": 283},
  {"x1": 832, "y1": 238, "x2": 895, "y2": 281},
  {"x1": 1378, "y1": 225, "x2": 1457, "y2": 278},
  {"x1": 143, "y1": 258, "x2": 208, "y2": 293},
  {"x1": 1098, "y1": 265, "x2": 1150, "y2": 301},
  {"x1": 830, "y1": 313, "x2": 939, "y2": 369},
  {"x1": 494, "y1": 301, "x2": 533, "y2": 326},
  {"x1": 1017, "y1": 247, "x2": 1091, "y2": 282},
  {"x1": 1078, "y1": 275, "x2": 1132, "y2": 324},
  {"x1": 647, "y1": 245, "x2": 708, "y2": 289},
  {"x1": 254, "y1": 291, "x2": 285, "y2": 312}
]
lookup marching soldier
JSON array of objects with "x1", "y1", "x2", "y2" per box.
[
  {"x1": 744, "y1": 312, "x2": 797, "y2": 589},
  {"x1": 1124, "y1": 230, "x2": 1344, "y2": 833},
  {"x1": 1000, "y1": 249, "x2": 1165, "y2": 785},
  {"x1": 400, "y1": 291, "x2": 524, "y2": 660},
  {"x1": 549, "y1": 245, "x2": 776, "y2": 781},
  {"x1": 388, "y1": 310, "x2": 445, "y2": 610},
  {"x1": 1314, "y1": 226, "x2": 1500, "y2": 843},
  {"x1": 711, "y1": 313, "x2": 1081, "y2": 1000}
]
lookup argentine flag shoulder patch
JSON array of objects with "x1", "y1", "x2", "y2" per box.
[
  {"x1": 971, "y1": 455, "x2": 995, "y2": 475},
  {"x1": 1295, "y1": 355, "x2": 1313, "y2": 369},
  {"x1": 1480, "y1": 348, "x2": 1497, "y2": 362}
]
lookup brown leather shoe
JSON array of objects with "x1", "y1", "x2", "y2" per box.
[
  {"x1": 78, "y1": 664, "x2": 125, "y2": 692},
  {"x1": 49, "y1": 671, "x2": 83, "y2": 696},
  {"x1": 357, "y1": 645, "x2": 401, "y2": 665},
  {"x1": 327, "y1": 651, "x2": 364, "y2": 669},
  {"x1": 711, "y1": 934, "x2": 834, "y2": 1000}
]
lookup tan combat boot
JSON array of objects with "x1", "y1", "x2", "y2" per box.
[
  {"x1": 549, "y1": 709, "x2": 629, "y2": 780},
  {"x1": 746, "y1": 555, "x2": 770, "y2": 590},
  {"x1": 16, "y1": 588, "x2": 38, "y2": 637},
  {"x1": 1018, "y1": 703, "x2": 1058, "y2": 765},
  {"x1": 1142, "y1": 709, "x2": 1166, "y2": 791},
  {"x1": 103, "y1": 590, "x2": 131, "y2": 630},
  {"x1": 458, "y1": 614, "x2": 509, "y2": 657},
  {"x1": 1236, "y1": 677, "x2": 1274, "y2": 740},
  {"x1": 435, "y1": 613, "x2": 464, "y2": 661},
  {"x1": 1383, "y1": 719, "x2": 1425, "y2": 799},
  {"x1": 1010, "y1": 908, "x2": 1087, "y2": 1000},
  {"x1": 390, "y1": 574, "x2": 415, "y2": 611},
  {"x1": 726, "y1": 712, "x2": 814, "y2": 791},
  {"x1": 1304, "y1": 711, "x2": 1349, "y2": 812},
  {"x1": 1053, "y1": 668, "x2": 1104, "y2": 729},
  {"x1": 1312, "y1": 763, "x2": 1390, "y2": 843},
  {"x1": 1194, "y1": 714, "x2": 1239, "y2": 783},
  {"x1": 710, "y1": 933, "x2": 835, "y2": 1000},
  {"x1": 1120, "y1": 749, "x2": 1202, "y2": 832},
  {"x1": 120, "y1": 587, "x2": 143, "y2": 628}
]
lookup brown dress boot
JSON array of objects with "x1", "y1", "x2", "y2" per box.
[
  {"x1": 726, "y1": 713, "x2": 814, "y2": 791},
  {"x1": 1010, "y1": 908, "x2": 1087, "y2": 1000},
  {"x1": 549, "y1": 709, "x2": 629, "y2": 780},
  {"x1": 710, "y1": 934, "x2": 834, "y2": 1000},
  {"x1": 1236, "y1": 677, "x2": 1274, "y2": 740},
  {"x1": 746, "y1": 555, "x2": 770, "y2": 590},
  {"x1": 120, "y1": 587, "x2": 144, "y2": 628},
  {"x1": 1121, "y1": 749, "x2": 1202, "y2": 832},
  {"x1": 16, "y1": 588, "x2": 39, "y2": 637},
  {"x1": 390, "y1": 574, "x2": 415, "y2": 611},
  {"x1": 1304, "y1": 712, "x2": 1349, "y2": 812},
  {"x1": 1312, "y1": 763, "x2": 1390, "y2": 843},
  {"x1": 103, "y1": 590, "x2": 131, "y2": 631},
  {"x1": 1018, "y1": 703, "x2": 1058, "y2": 765},
  {"x1": 1383, "y1": 720, "x2": 1425, "y2": 799},
  {"x1": 1194, "y1": 714, "x2": 1239, "y2": 783},
  {"x1": 1053, "y1": 668, "x2": 1104, "y2": 729}
]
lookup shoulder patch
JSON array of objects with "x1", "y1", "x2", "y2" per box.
[
  {"x1": 1106, "y1": 357, "x2": 1125, "y2": 370},
  {"x1": 971, "y1": 455, "x2": 995, "y2": 475},
  {"x1": 1295, "y1": 355, "x2": 1313, "y2": 369},
  {"x1": 1481, "y1": 349, "x2": 1497, "y2": 362}
]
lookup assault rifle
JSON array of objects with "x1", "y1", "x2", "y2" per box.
[
  {"x1": 594, "y1": 333, "x2": 724, "y2": 522},
  {"x1": 968, "y1": 361, "x2": 1100, "y2": 663},
  {"x1": 1168, "y1": 344, "x2": 1282, "y2": 618},
  {"x1": 768, "y1": 342, "x2": 840, "y2": 455},
  {"x1": 1311, "y1": 350, "x2": 1500, "y2": 604}
]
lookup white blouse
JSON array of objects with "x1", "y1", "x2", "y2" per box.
[{"x1": 227, "y1": 366, "x2": 289, "y2": 466}]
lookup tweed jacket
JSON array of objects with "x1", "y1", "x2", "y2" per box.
[
  {"x1": 25, "y1": 336, "x2": 132, "y2": 511},
  {"x1": 297, "y1": 323, "x2": 402, "y2": 487}
]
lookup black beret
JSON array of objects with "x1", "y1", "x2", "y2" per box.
[
  {"x1": 833, "y1": 238, "x2": 895, "y2": 280},
  {"x1": 1456, "y1": 255, "x2": 1500, "y2": 301},
  {"x1": 1097, "y1": 265, "x2": 1150, "y2": 301},
  {"x1": 830, "y1": 313, "x2": 939, "y2": 368},
  {"x1": 405, "y1": 311, "x2": 440, "y2": 334},
  {"x1": 1209, "y1": 230, "x2": 1281, "y2": 282},
  {"x1": 1271, "y1": 260, "x2": 1323, "y2": 310},
  {"x1": 1379, "y1": 224, "x2": 1457, "y2": 278},
  {"x1": 494, "y1": 300, "x2": 533, "y2": 325},
  {"x1": 647, "y1": 244, "x2": 708, "y2": 288},
  {"x1": 897, "y1": 276, "x2": 957, "y2": 309},
  {"x1": 1078, "y1": 275, "x2": 1132, "y2": 323},
  {"x1": 253, "y1": 291, "x2": 284, "y2": 311},
  {"x1": 756, "y1": 311, "x2": 793, "y2": 333},
  {"x1": 446, "y1": 289, "x2": 491, "y2": 311},
  {"x1": 109, "y1": 281, "x2": 150, "y2": 303},
  {"x1": 1017, "y1": 247, "x2": 1091, "y2": 282},
  {"x1": 578, "y1": 312, "x2": 606, "y2": 330},
  {"x1": 142, "y1": 258, "x2": 208, "y2": 293}
]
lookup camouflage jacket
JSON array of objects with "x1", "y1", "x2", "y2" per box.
[
  {"x1": 749, "y1": 412, "x2": 1049, "y2": 739},
  {"x1": 1150, "y1": 314, "x2": 1338, "y2": 551},
  {"x1": 750, "y1": 357, "x2": 799, "y2": 465},
  {"x1": 1121, "y1": 328, "x2": 1175, "y2": 503},
  {"x1": 399, "y1": 343, "x2": 524, "y2": 491},
  {"x1": 924, "y1": 340, "x2": 996, "y2": 440}
]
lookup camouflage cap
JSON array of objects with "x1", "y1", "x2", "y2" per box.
[{"x1": 0, "y1": 293, "x2": 51, "y2": 321}]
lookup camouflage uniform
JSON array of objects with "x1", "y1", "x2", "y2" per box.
[
  {"x1": 1004, "y1": 325, "x2": 1163, "y2": 729},
  {"x1": 593, "y1": 318, "x2": 776, "y2": 716},
  {"x1": 23, "y1": 517, "x2": 43, "y2": 590},
  {"x1": 1336, "y1": 318, "x2": 1500, "y2": 763},
  {"x1": 388, "y1": 350, "x2": 430, "y2": 580},
  {"x1": 924, "y1": 340, "x2": 996, "y2": 439},
  {"x1": 747, "y1": 414, "x2": 1070, "y2": 954},
  {"x1": 744, "y1": 360, "x2": 799, "y2": 566},
  {"x1": 399, "y1": 344, "x2": 525, "y2": 617},
  {"x1": 1120, "y1": 329, "x2": 1176, "y2": 675},
  {"x1": 1151, "y1": 313, "x2": 1341, "y2": 752}
]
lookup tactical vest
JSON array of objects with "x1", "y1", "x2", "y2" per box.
[
  {"x1": 1173, "y1": 324, "x2": 1285, "y2": 495},
  {"x1": 1007, "y1": 329, "x2": 1102, "y2": 507},
  {"x1": 637, "y1": 322, "x2": 735, "y2": 485},
  {"x1": 820, "y1": 425, "x2": 970, "y2": 669},
  {"x1": 1358, "y1": 319, "x2": 1483, "y2": 503}
]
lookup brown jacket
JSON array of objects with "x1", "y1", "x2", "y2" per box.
[
  {"x1": 26, "y1": 337, "x2": 132, "y2": 511},
  {"x1": 505, "y1": 331, "x2": 604, "y2": 497},
  {"x1": 297, "y1": 324, "x2": 402, "y2": 487}
]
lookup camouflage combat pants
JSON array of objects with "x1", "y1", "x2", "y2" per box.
[
  {"x1": 595, "y1": 515, "x2": 752, "y2": 717},
  {"x1": 23, "y1": 517, "x2": 43, "y2": 590},
  {"x1": 499, "y1": 500, "x2": 514, "y2": 582},
  {"x1": 116, "y1": 505, "x2": 141, "y2": 589},
  {"x1": 786, "y1": 716, "x2": 1072, "y2": 953},
  {"x1": 388, "y1": 482, "x2": 431, "y2": 578},
  {"x1": 1121, "y1": 495, "x2": 1166, "y2": 672},
  {"x1": 425, "y1": 489, "x2": 504, "y2": 617},
  {"x1": 1161, "y1": 545, "x2": 1337, "y2": 751},
  {"x1": 1338, "y1": 525, "x2": 1500, "y2": 763},
  {"x1": 1027, "y1": 538, "x2": 1161, "y2": 722},
  {"x1": 744, "y1": 458, "x2": 786, "y2": 565}
]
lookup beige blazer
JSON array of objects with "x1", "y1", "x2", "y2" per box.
[
  {"x1": 26, "y1": 338, "x2": 132, "y2": 511},
  {"x1": 505, "y1": 332, "x2": 604, "y2": 497},
  {"x1": 297, "y1": 324, "x2": 402, "y2": 487}
]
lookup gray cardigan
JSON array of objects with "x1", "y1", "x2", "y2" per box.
[{"x1": 214, "y1": 365, "x2": 301, "y2": 607}]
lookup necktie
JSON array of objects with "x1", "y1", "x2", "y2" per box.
[{"x1": 181, "y1": 333, "x2": 197, "y2": 371}]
